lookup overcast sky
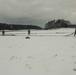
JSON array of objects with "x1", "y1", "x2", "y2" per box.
[{"x1": 0, "y1": 0, "x2": 76, "y2": 27}]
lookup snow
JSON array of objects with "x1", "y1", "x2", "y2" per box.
[{"x1": 0, "y1": 28, "x2": 76, "y2": 75}]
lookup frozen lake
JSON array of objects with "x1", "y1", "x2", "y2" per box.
[{"x1": 0, "y1": 28, "x2": 76, "y2": 75}]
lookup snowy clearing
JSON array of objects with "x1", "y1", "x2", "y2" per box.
[{"x1": 0, "y1": 28, "x2": 76, "y2": 75}]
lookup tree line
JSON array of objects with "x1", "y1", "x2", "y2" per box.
[
  {"x1": 45, "y1": 19, "x2": 76, "y2": 29},
  {"x1": 0, "y1": 19, "x2": 76, "y2": 30},
  {"x1": 0, "y1": 23, "x2": 42, "y2": 30}
]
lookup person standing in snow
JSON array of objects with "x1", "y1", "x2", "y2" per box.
[
  {"x1": 2, "y1": 30, "x2": 5, "y2": 36},
  {"x1": 26, "y1": 29, "x2": 31, "y2": 39},
  {"x1": 28, "y1": 29, "x2": 31, "y2": 36}
]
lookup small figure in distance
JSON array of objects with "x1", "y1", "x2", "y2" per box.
[
  {"x1": 2, "y1": 30, "x2": 5, "y2": 36},
  {"x1": 26, "y1": 29, "x2": 31, "y2": 39},
  {"x1": 74, "y1": 28, "x2": 76, "y2": 36},
  {"x1": 28, "y1": 29, "x2": 31, "y2": 36}
]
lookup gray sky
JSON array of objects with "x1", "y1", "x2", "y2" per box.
[{"x1": 0, "y1": 0, "x2": 76, "y2": 27}]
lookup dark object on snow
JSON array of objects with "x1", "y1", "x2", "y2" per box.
[
  {"x1": 74, "y1": 28, "x2": 76, "y2": 36},
  {"x1": 2, "y1": 30, "x2": 5, "y2": 36},
  {"x1": 25, "y1": 36, "x2": 30, "y2": 39},
  {"x1": 28, "y1": 29, "x2": 31, "y2": 36}
]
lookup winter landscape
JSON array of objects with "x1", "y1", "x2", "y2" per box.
[
  {"x1": 0, "y1": 0, "x2": 76, "y2": 75},
  {"x1": 0, "y1": 28, "x2": 76, "y2": 75}
]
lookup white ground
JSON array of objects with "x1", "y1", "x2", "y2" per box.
[{"x1": 0, "y1": 28, "x2": 76, "y2": 75}]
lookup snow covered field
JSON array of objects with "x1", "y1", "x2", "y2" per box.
[{"x1": 0, "y1": 28, "x2": 76, "y2": 75}]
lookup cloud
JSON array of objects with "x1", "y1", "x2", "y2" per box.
[{"x1": 0, "y1": 0, "x2": 76, "y2": 27}]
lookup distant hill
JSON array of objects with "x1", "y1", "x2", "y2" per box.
[
  {"x1": 45, "y1": 19, "x2": 76, "y2": 29},
  {"x1": 0, "y1": 23, "x2": 42, "y2": 30}
]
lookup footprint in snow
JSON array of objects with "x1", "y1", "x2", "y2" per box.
[{"x1": 26, "y1": 64, "x2": 32, "y2": 69}]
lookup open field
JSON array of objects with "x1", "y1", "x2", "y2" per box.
[{"x1": 0, "y1": 28, "x2": 76, "y2": 75}]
